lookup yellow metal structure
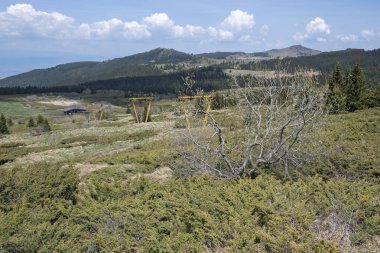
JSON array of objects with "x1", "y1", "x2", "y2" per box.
[
  {"x1": 178, "y1": 95, "x2": 212, "y2": 129},
  {"x1": 129, "y1": 97, "x2": 154, "y2": 123},
  {"x1": 90, "y1": 106, "x2": 104, "y2": 121}
]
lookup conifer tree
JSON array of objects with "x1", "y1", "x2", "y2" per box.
[
  {"x1": 6, "y1": 118, "x2": 13, "y2": 127},
  {"x1": 42, "y1": 118, "x2": 51, "y2": 132},
  {"x1": 346, "y1": 63, "x2": 367, "y2": 112},
  {"x1": 27, "y1": 117, "x2": 35, "y2": 128},
  {"x1": 212, "y1": 92, "x2": 224, "y2": 110},
  {"x1": 0, "y1": 114, "x2": 9, "y2": 134},
  {"x1": 36, "y1": 115, "x2": 44, "y2": 125},
  {"x1": 325, "y1": 63, "x2": 346, "y2": 113}
]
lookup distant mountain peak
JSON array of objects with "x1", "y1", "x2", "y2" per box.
[
  {"x1": 263, "y1": 45, "x2": 321, "y2": 58},
  {"x1": 122, "y1": 47, "x2": 192, "y2": 64}
]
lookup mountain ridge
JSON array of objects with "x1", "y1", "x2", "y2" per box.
[{"x1": 0, "y1": 45, "x2": 343, "y2": 89}]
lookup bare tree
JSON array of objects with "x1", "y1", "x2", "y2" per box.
[{"x1": 180, "y1": 69, "x2": 324, "y2": 180}]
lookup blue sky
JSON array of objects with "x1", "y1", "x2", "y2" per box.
[{"x1": 0, "y1": 0, "x2": 379, "y2": 77}]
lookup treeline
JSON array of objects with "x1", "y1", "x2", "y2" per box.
[
  {"x1": 237, "y1": 48, "x2": 380, "y2": 87},
  {"x1": 325, "y1": 63, "x2": 379, "y2": 112},
  {"x1": 0, "y1": 66, "x2": 228, "y2": 95}
]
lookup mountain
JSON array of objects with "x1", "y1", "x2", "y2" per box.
[
  {"x1": 0, "y1": 48, "x2": 193, "y2": 88},
  {"x1": 239, "y1": 48, "x2": 380, "y2": 88},
  {"x1": 4, "y1": 46, "x2": 380, "y2": 92},
  {"x1": 199, "y1": 45, "x2": 321, "y2": 61},
  {"x1": 254, "y1": 45, "x2": 321, "y2": 58},
  {"x1": 196, "y1": 52, "x2": 244, "y2": 59}
]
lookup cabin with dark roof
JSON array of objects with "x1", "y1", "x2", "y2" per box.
[{"x1": 64, "y1": 105, "x2": 87, "y2": 115}]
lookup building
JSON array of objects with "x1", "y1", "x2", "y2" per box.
[{"x1": 63, "y1": 105, "x2": 87, "y2": 115}]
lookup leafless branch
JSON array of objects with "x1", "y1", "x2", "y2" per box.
[{"x1": 180, "y1": 67, "x2": 324, "y2": 179}]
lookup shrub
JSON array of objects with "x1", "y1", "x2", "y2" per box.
[{"x1": 0, "y1": 114, "x2": 9, "y2": 135}]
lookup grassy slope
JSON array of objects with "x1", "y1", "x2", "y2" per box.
[
  {"x1": 305, "y1": 108, "x2": 380, "y2": 182},
  {"x1": 0, "y1": 97, "x2": 379, "y2": 252}
]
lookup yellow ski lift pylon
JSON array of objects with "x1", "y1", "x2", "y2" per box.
[
  {"x1": 178, "y1": 95, "x2": 212, "y2": 129},
  {"x1": 129, "y1": 97, "x2": 154, "y2": 123},
  {"x1": 89, "y1": 105, "x2": 104, "y2": 121}
]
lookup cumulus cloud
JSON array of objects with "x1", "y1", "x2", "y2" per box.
[
  {"x1": 360, "y1": 29, "x2": 376, "y2": 40},
  {"x1": 172, "y1": 25, "x2": 206, "y2": 38},
  {"x1": 0, "y1": 4, "x2": 258, "y2": 42},
  {"x1": 336, "y1": 34, "x2": 358, "y2": 42},
  {"x1": 142, "y1": 13, "x2": 174, "y2": 29},
  {"x1": 293, "y1": 32, "x2": 307, "y2": 41},
  {"x1": 78, "y1": 19, "x2": 150, "y2": 40},
  {"x1": 335, "y1": 29, "x2": 379, "y2": 43},
  {"x1": 260, "y1": 25, "x2": 269, "y2": 36},
  {"x1": 305, "y1": 17, "x2": 330, "y2": 35},
  {"x1": 293, "y1": 17, "x2": 330, "y2": 42},
  {"x1": 0, "y1": 4, "x2": 74, "y2": 38},
  {"x1": 207, "y1": 27, "x2": 234, "y2": 41},
  {"x1": 220, "y1": 10, "x2": 254, "y2": 32}
]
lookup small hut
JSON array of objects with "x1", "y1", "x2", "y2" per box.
[{"x1": 63, "y1": 105, "x2": 87, "y2": 115}]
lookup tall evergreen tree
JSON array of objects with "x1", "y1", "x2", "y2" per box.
[
  {"x1": 346, "y1": 63, "x2": 367, "y2": 112},
  {"x1": 0, "y1": 114, "x2": 10, "y2": 134},
  {"x1": 27, "y1": 117, "x2": 35, "y2": 128},
  {"x1": 6, "y1": 118, "x2": 13, "y2": 127},
  {"x1": 36, "y1": 115, "x2": 44, "y2": 125},
  {"x1": 42, "y1": 119, "x2": 52, "y2": 132},
  {"x1": 212, "y1": 92, "x2": 224, "y2": 110},
  {"x1": 325, "y1": 63, "x2": 346, "y2": 113}
]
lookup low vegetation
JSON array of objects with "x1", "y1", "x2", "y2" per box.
[{"x1": 0, "y1": 73, "x2": 379, "y2": 252}]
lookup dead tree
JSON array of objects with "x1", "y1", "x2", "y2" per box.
[{"x1": 181, "y1": 69, "x2": 324, "y2": 180}]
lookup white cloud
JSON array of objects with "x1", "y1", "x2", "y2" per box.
[
  {"x1": 220, "y1": 10, "x2": 254, "y2": 32},
  {"x1": 0, "y1": 4, "x2": 258, "y2": 42},
  {"x1": 317, "y1": 37, "x2": 327, "y2": 42},
  {"x1": 260, "y1": 25, "x2": 269, "y2": 36},
  {"x1": 207, "y1": 27, "x2": 234, "y2": 41},
  {"x1": 336, "y1": 34, "x2": 358, "y2": 42},
  {"x1": 78, "y1": 19, "x2": 150, "y2": 40},
  {"x1": 293, "y1": 17, "x2": 330, "y2": 42},
  {"x1": 0, "y1": 4, "x2": 74, "y2": 39},
  {"x1": 172, "y1": 25, "x2": 206, "y2": 38},
  {"x1": 142, "y1": 13, "x2": 174, "y2": 29},
  {"x1": 306, "y1": 17, "x2": 330, "y2": 35},
  {"x1": 360, "y1": 29, "x2": 376, "y2": 40},
  {"x1": 293, "y1": 32, "x2": 308, "y2": 41},
  {"x1": 123, "y1": 21, "x2": 151, "y2": 39}
]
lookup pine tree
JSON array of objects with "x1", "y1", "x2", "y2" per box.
[
  {"x1": 36, "y1": 115, "x2": 44, "y2": 125},
  {"x1": 346, "y1": 63, "x2": 367, "y2": 112},
  {"x1": 212, "y1": 92, "x2": 224, "y2": 110},
  {"x1": 0, "y1": 114, "x2": 9, "y2": 134},
  {"x1": 325, "y1": 63, "x2": 346, "y2": 113},
  {"x1": 27, "y1": 117, "x2": 35, "y2": 127},
  {"x1": 42, "y1": 119, "x2": 51, "y2": 132},
  {"x1": 6, "y1": 118, "x2": 13, "y2": 127}
]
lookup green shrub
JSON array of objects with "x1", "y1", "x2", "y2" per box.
[{"x1": 1, "y1": 171, "x2": 377, "y2": 252}]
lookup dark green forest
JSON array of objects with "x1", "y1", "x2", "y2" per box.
[
  {"x1": 1, "y1": 48, "x2": 379, "y2": 97},
  {"x1": 238, "y1": 48, "x2": 380, "y2": 87},
  {"x1": 0, "y1": 66, "x2": 228, "y2": 95}
]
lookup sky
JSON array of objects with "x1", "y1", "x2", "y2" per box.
[{"x1": 0, "y1": 0, "x2": 379, "y2": 77}]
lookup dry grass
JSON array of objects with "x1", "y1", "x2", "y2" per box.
[{"x1": 130, "y1": 166, "x2": 173, "y2": 181}]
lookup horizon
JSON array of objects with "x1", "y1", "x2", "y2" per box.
[{"x1": 0, "y1": 0, "x2": 379, "y2": 77}]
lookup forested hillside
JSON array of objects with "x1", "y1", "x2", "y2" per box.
[
  {"x1": 238, "y1": 48, "x2": 380, "y2": 86},
  {"x1": 0, "y1": 66, "x2": 228, "y2": 95},
  {"x1": 0, "y1": 47, "x2": 379, "y2": 96},
  {"x1": 0, "y1": 48, "x2": 192, "y2": 88}
]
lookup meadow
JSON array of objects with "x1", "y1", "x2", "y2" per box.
[{"x1": 0, "y1": 94, "x2": 379, "y2": 252}]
